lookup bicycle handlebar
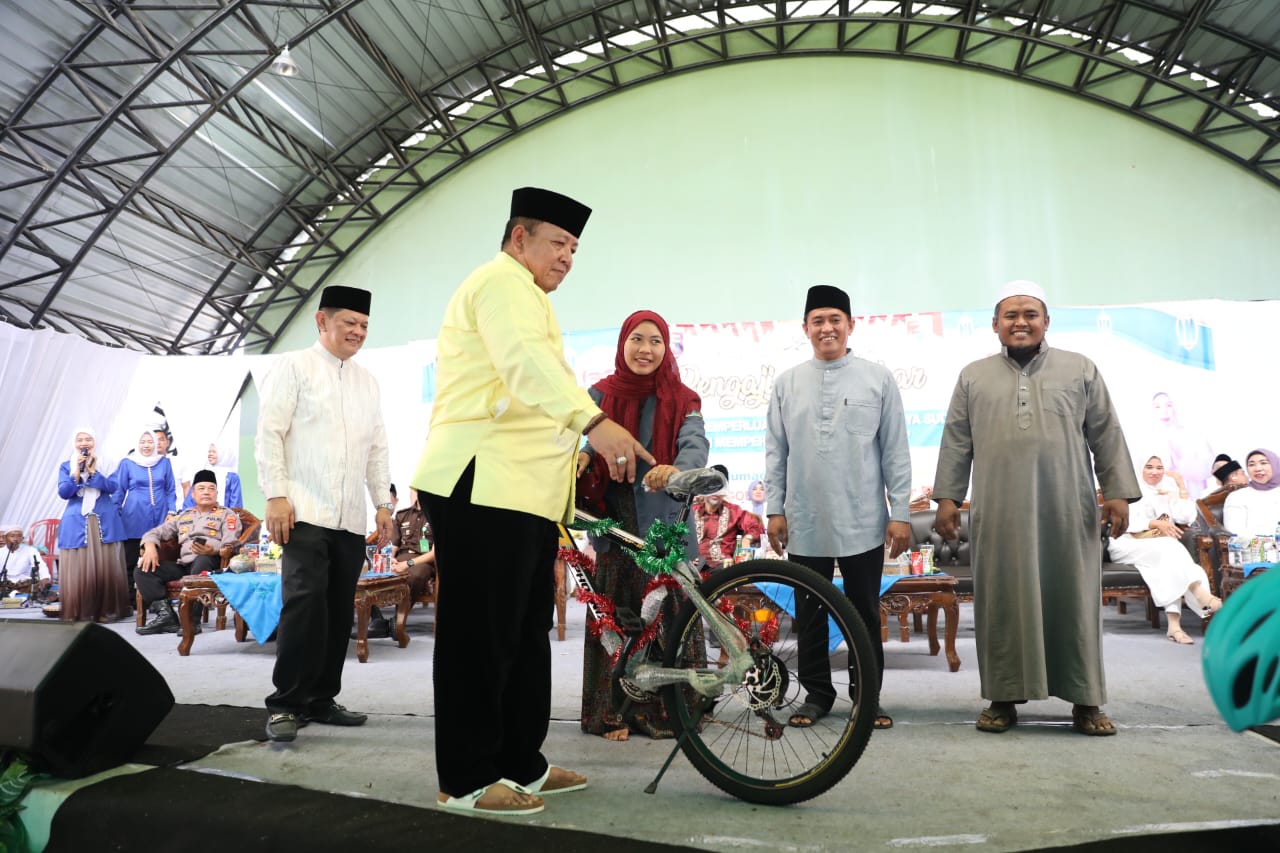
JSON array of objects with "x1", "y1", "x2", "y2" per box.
[{"x1": 573, "y1": 466, "x2": 727, "y2": 550}]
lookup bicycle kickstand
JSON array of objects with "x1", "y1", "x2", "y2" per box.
[{"x1": 644, "y1": 728, "x2": 693, "y2": 795}]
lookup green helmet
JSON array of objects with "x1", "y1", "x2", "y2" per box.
[{"x1": 1201, "y1": 569, "x2": 1280, "y2": 732}]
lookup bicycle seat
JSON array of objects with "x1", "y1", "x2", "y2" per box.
[{"x1": 666, "y1": 467, "x2": 727, "y2": 500}]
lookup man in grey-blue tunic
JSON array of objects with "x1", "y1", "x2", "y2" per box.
[
  {"x1": 932, "y1": 280, "x2": 1139, "y2": 737},
  {"x1": 765, "y1": 284, "x2": 912, "y2": 731}
]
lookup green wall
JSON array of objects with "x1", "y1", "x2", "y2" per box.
[
  {"x1": 273, "y1": 55, "x2": 1280, "y2": 355},
  {"x1": 248, "y1": 56, "x2": 1280, "y2": 514}
]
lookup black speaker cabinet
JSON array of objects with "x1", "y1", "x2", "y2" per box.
[{"x1": 0, "y1": 620, "x2": 174, "y2": 778}]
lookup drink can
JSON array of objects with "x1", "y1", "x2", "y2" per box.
[
  {"x1": 919, "y1": 544, "x2": 934, "y2": 573},
  {"x1": 910, "y1": 551, "x2": 925, "y2": 575}
]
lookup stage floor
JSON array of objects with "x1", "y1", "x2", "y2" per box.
[{"x1": 7, "y1": 596, "x2": 1280, "y2": 852}]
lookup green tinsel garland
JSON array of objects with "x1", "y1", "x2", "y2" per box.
[
  {"x1": 569, "y1": 518, "x2": 690, "y2": 577},
  {"x1": 0, "y1": 752, "x2": 37, "y2": 853},
  {"x1": 568, "y1": 516, "x2": 619, "y2": 538}
]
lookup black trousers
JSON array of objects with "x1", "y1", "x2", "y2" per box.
[
  {"x1": 423, "y1": 460, "x2": 559, "y2": 797},
  {"x1": 122, "y1": 538, "x2": 142, "y2": 599},
  {"x1": 788, "y1": 548, "x2": 885, "y2": 710},
  {"x1": 265, "y1": 522, "x2": 365, "y2": 715},
  {"x1": 133, "y1": 554, "x2": 219, "y2": 606}
]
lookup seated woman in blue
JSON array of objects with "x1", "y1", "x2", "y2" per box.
[
  {"x1": 181, "y1": 441, "x2": 242, "y2": 510},
  {"x1": 57, "y1": 426, "x2": 129, "y2": 622},
  {"x1": 116, "y1": 428, "x2": 177, "y2": 598}
]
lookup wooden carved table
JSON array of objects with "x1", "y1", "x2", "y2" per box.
[
  {"x1": 1221, "y1": 564, "x2": 1268, "y2": 600},
  {"x1": 177, "y1": 572, "x2": 410, "y2": 663},
  {"x1": 879, "y1": 574, "x2": 960, "y2": 672},
  {"x1": 176, "y1": 575, "x2": 231, "y2": 656},
  {"x1": 352, "y1": 574, "x2": 410, "y2": 663}
]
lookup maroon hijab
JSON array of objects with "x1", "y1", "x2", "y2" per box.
[{"x1": 592, "y1": 310, "x2": 700, "y2": 466}]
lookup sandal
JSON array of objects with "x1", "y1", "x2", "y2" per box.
[
  {"x1": 788, "y1": 701, "x2": 828, "y2": 727},
  {"x1": 1167, "y1": 629, "x2": 1194, "y2": 645},
  {"x1": 525, "y1": 764, "x2": 587, "y2": 795},
  {"x1": 1071, "y1": 705, "x2": 1117, "y2": 737},
  {"x1": 874, "y1": 707, "x2": 894, "y2": 730},
  {"x1": 437, "y1": 779, "x2": 544, "y2": 816},
  {"x1": 976, "y1": 702, "x2": 1018, "y2": 733}
]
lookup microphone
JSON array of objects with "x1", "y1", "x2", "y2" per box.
[{"x1": 79, "y1": 447, "x2": 89, "y2": 474}]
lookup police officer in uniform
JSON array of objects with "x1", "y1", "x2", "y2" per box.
[{"x1": 135, "y1": 468, "x2": 241, "y2": 635}]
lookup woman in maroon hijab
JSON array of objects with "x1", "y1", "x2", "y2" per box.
[{"x1": 576, "y1": 310, "x2": 708, "y2": 741}]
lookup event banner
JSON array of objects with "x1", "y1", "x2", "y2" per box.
[
  {"x1": 549, "y1": 300, "x2": 1276, "y2": 514},
  {"x1": 134, "y1": 297, "x2": 1271, "y2": 529},
  {"x1": 16, "y1": 299, "x2": 1267, "y2": 533}
]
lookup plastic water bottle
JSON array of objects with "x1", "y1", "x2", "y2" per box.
[{"x1": 1227, "y1": 535, "x2": 1243, "y2": 567}]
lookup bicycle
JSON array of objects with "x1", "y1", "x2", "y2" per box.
[{"x1": 562, "y1": 467, "x2": 879, "y2": 805}]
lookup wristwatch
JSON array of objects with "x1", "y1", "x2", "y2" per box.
[
  {"x1": 376, "y1": 502, "x2": 394, "y2": 512},
  {"x1": 407, "y1": 558, "x2": 415, "y2": 568}
]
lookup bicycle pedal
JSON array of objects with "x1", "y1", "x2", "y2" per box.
[{"x1": 614, "y1": 606, "x2": 644, "y2": 637}]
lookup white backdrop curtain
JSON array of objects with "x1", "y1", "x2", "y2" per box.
[
  {"x1": 0, "y1": 325, "x2": 143, "y2": 529},
  {"x1": 0, "y1": 325, "x2": 249, "y2": 532}
]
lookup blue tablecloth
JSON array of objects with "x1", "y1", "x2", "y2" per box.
[
  {"x1": 1242, "y1": 562, "x2": 1274, "y2": 578},
  {"x1": 754, "y1": 574, "x2": 950, "y2": 652},
  {"x1": 211, "y1": 571, "x2": 400, "y2": 644},
  {"x1": 212, "y1": 572, "x2": 282, "y2": 645}
]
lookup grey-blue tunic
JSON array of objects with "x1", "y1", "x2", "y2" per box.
[
  {"x1": 765, "y1": 352, "x2": 912, "y2": 556},
  {"x1": 932, "y1": 345, "x2": 1139, "y2": 706},
  {"x1": 582, "y1": 389, "x2": 709, "y2": 558}
]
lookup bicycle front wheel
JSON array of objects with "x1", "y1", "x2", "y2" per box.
[{"x1": 661, "y1": 559, "x2": 878, "y2": 805}]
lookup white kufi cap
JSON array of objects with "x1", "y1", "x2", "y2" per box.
[{"x1": 996, "y1": 279, "x2": 1047, "y2": 308}]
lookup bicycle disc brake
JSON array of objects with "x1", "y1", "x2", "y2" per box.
[{"x1": 740, "y1": 651, "x2": 787, "y2": 711}]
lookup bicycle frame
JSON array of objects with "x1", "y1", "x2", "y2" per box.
[
  {"x1": 567, "y1": 477, "x2": 763, "y2": 699},
  {"x1": 563, "y1": 468, "x2": 877, "y2": 804}
]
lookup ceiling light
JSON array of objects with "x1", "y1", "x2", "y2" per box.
[{"x1": 271, "y1": 45, "x2": 300, "y2": 77}]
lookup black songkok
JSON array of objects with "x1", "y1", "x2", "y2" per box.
[
  {"x1": 510, "y1": 187, "x2": 592, "y2": 238},
  {"x1": 1214, "y1": 459, "x2": 1242, "y2": 484},
  {"x1": 804, "y1": 285, "x2": 851, "y2": 319},
  {"x1": 319, "y1": 285, "x2": 371, "y2": 315},
  {"x1": 192, "y1": 469, "x2": 217, "y2": 487}
]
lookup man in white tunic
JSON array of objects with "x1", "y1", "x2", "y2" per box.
[
  {"x1": 765, "y1": 284, "x2": 912, "y2": 731},
  {"x1": 256, "y1": 285, "x2": 394, "y2": 743},
  {"x1": 933, "y1": 280, "x2": 1139, "y2": 736},
  {"x1": 1, "y1": 524, "x2": 44, "y2": 593}
]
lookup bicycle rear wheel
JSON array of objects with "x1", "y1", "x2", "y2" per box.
[{"x1": 661, "y1": 559, "x2": 878, "y2": 805}]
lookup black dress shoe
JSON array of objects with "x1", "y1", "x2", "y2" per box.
[
  {"x1": 305, "y1": 703, "x2": 368, "y2": 726},
  {"x1": 350, "y1": 617, "x2": 391, "y2": 639},
  {"x1": 266, "y1": 713, "x2": 298, "y2": 742}
]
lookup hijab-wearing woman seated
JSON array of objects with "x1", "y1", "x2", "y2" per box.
[
  {"x1": 1106, "y1": 454, "x2": 1221, "y2": 644},
  {"x1": 1223, "y1": 448, "x2": 1280, "y2": 540}
]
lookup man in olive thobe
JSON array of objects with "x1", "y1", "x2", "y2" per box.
[{"x1": 932, "y1": 280, "x2": 1139, "y2": 736}]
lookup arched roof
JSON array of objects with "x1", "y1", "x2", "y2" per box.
[{"x1": 2, "y1": 0, "x2": 1277, "y2": 354}]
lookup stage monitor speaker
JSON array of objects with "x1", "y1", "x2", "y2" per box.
[{"x1": 0, "y1": 619, "x2": 174, "y2": 778}]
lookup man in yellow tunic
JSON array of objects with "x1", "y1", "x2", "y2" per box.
[
  {"x1": 933, "y1": 280, "x2": 1139, "y2": 737},
  {"x1": 414, "y1": 187, "x2": 652, "y2": 816}
]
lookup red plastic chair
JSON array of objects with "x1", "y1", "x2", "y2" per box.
[{"x1": 27, "y1": 518, "x2": 60, "y2": 583}]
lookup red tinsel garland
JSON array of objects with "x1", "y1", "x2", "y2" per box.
[
  {"x1": 558, "y1": 547, "x2": 597, "y2": 575},
  {"x1": 562, "y1": 546, "x2": 685, "y2": 665}
]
